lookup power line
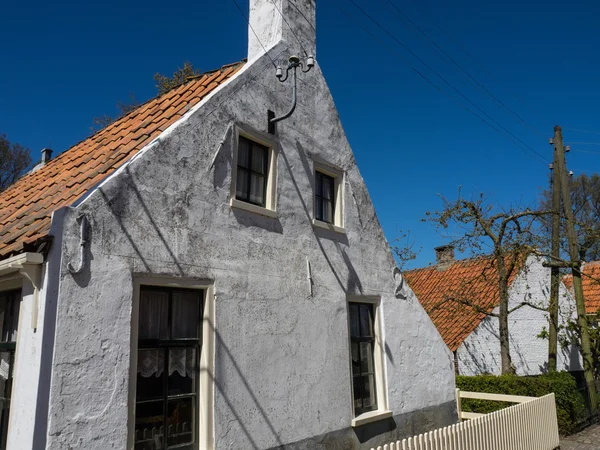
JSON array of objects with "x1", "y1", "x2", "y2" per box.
[
  {"x1": 289, "y1": 1, "x2": 317, "y2": 33},
  {"x1": 231, "y1": 0, "x2": 278, "y2": 68},
  {"x1": 563, "y1": 126, "x2": 600, "y2": 135},
  {"x1": 342, "y1": 0, "x2": 549, "y2": 164},
  {"x1": 410, "y1": 0, "x2": 547, "y2": 124},
  {"x1": 381, "y1": 0, "x2": 546, "y2": 138},
  {"x1": 335, "y1": 5, "x2": 547, "y2": 164},
  {"x1": 568, "y1": 142, "x2": 600, "y2": 146},
  {"x1": 571, "y1": 149, "x2": 600, "y2": 155}
]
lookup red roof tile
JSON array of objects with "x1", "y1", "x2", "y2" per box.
[
  {"x1": 404, "y1": 255, "x2": 523, "y2": 352},
  {"x1": 0, "y1": 60, "x2": 245, "y2": 259},
  {"x1": 563, "y1": 261, "x2": 600, "y2": 314}
]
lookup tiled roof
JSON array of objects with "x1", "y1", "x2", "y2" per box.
[
  {"x1": 0, "y1": 60, "x2": 245, "y2": 260},
  {"x1": 563, "y1": 261, "x2": 600, "y2": 314},
  {"x1": 404, "y1": 255, "x2": 522, "y2": 352}
]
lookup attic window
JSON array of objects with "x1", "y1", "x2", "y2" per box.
[
  {"x1": 312, "y1": 162, "x2": 344, "y2": 234},
  {"x1": 229, "y1": 126, "x2": 278, "y2": 218}
]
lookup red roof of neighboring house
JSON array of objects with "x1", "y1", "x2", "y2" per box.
[
  {"x1": 0, "y1": 61, "x2": 245, "y2": 260},
  {"x1": 404, "y1": 255, "x2": 522, "y2": 352},
  {"x1": 563, "y1": 261, "x2": 600, "y2": 314}
]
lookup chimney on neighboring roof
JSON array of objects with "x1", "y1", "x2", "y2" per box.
[
  {"x1": 435, "y1": 245, "x2": 455, "y2": 269},
  {"x1": 41, "y1": 148, "x2": 53, "y2": 164},
  {"x1": 248, "y1": 0, "x2": 316, "y2": 62}
]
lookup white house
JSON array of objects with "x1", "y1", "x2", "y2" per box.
[
  {"x1": 404, "y1": 246, "x2": 580, "y2": 376},
  {"x1": 0, "y1": 1, "x2": 456, "y2": 449}
]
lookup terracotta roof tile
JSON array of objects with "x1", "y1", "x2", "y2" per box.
[
  {"x1": 563, "y1": 261, "x2": 600, "y2": 314},
  {"x1": 0, "y1": 60, "x2": 246, "y2": 259},
  {"x1": 404, "y1": 254, "x2": 524, "y2": 352}
]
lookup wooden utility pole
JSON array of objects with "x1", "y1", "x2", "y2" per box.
[
  {"x1": 548, "y1": 137, "x2": 561, "y2": 372},
  {"x1": 555, "y1": 125, "x2": 598, "y2": 410}
]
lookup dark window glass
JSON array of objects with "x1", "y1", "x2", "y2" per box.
[
  {"x1": 135, "y1": 287, "x2": 203, "y2": 450},
  {"x1": 349, "y1": 303, "x2": 377, "y2": 415},
  {"x1": 0, "y1": 290, "x2": 20, "y2": 450},
  {"x1": 236, "y1": 137, "x2": 269, "y2": 207},
  {"x1": 315, "y1": 171, "x2": 335, "y2": 223}
]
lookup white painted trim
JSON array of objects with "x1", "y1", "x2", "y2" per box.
[
  {"x1": 0, "y1": 253, "x2": 43, "y2": 329},
  {"x1": 346, "y1": 296, "x2": 390, "y2": 426},
  {"x1": 313, "y1": 161, "x2": 345, "y2": 230},
  {"x1": 0, "y1": 253, "x2": 43, "y2": 277},
  {"x1": 129, "y1": 277, "x2": 215, "y2": 450},
  {"x1": 351, "y1": 409, "x2": 393, "y2": 427},
  {"x1": 230, "y1": 198, "x2": 278, "y2": 219},
  {"x1": 230, "y1": 123, "x2": 279, "y2": 214},
  {"x1": 0, "y1": 276, "x2": 23, "y2": 292},
  {"x1": 312, "y1": 219, "x2": 345, "y2": 234}
]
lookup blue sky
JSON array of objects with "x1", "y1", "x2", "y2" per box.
[{"x1": 2, "y1": 0, "x2": 599, "y2": 268}]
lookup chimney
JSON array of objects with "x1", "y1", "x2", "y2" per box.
[
  {"x1": 435, "y1": 245, "x2": 455, "y2": 267},
  {"x1": 248, "y1": 0, "x2": 316, "y2": 62},
  {"x1": 41, "y1": 148, "x2": 53, "y2": 164}
]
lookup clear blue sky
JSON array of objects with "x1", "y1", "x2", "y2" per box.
[{"x1": 2, "y1": 0, "x2": 599, "y2": 268}]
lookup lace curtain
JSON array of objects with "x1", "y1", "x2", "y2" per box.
[{"x1": 138, "y1": 348, "x2": 196, "y2": 378}]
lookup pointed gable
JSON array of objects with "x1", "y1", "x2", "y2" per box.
[{"x1": 0, "y1": 61, "x2": 245, "y2": 259}]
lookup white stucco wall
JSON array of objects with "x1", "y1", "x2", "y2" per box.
[
  {"x1": 456, "y1": 255, "x2": 579, "y2": 376},
  {"x1": 43, "y1": 3, "x2": 456, "y2": 449}
]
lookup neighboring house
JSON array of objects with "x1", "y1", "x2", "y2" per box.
[
  {"x1": 563, "y1": 260, "x2": 600, "y2": 317},
  {"x1": 404, "y1": 246, "x2": 579, "y2": 376},
  {"x1": 0, "y1": 2, "x2": 456, "y2": 449}
]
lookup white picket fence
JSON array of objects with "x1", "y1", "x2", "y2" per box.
[{"x1": 371, "y1": 390, "x2": 560, "y2": 450}]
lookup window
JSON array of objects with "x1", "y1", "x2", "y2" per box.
[
  {"x1": 312, "y1": 162, "x2": 344, "y2": 233},
  {"x1": 349, "y1": 302, "x2": 377, "y2": 415},
  {"x1": 235, "y1": 136, "x2": 269, "y2": 207},
  {"x1": 347, "y1": 297, "x2": 390, "y2": 426},
  {"x1": 315, "y1": 171, "x2": 335, "y2": 223},
  {"x1": 230, "y1": 128, "x2": 278, "y2": 218},
  {"x1": 134, "y1": 286, "x2": 203, "y2": 450},
  {"x1": 0, "y1": 290, "x2": 20, "y2": 450}
]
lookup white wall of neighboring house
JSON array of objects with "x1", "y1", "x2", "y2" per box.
[{"x1": 456, "y1": 255, "x2": 580, "y2": 376}]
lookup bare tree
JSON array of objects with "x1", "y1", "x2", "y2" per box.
[
  {"x1": 426, "y1": 192, "x2": 548, "y2": 374},
  {"x1": 91, "y1": 93, "x2": 139, "y2": 133},
  {"x1": 154, "y1": 61, "x2": 201, "y2": 95},
  {"x1": 0, "y1": 134, "x2": 31, "y2": 191}
]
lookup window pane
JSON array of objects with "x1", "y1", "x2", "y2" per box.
[
  {"x1": 251, "y1": 145, "x2": 267, "y2": 174},
  {"x1": 168, "y1": 348, "x2": 197, "y2": 396},
  {"x1": 236, "y1": 168, "x2": 249, "y2": 201},
  {"x1": 135, "y1": 400, "x2": 164, "y2": 450},
  {"x1": 137, "y1": 349, "x2": 165, "y2": 401},
  {"x1": 351, "y1": 342, "x2": 360, "y2": 378},
  {"x1": 359, "y1": 304, "x2": 373, "y2": 338},
  {"x1": 8, "y1": 298, "x2": 19, "y2": 343},
  {"x1": 349, "y1": 304, "x2": 360, "y2": 338},
  {"x1": 0, "y1": 291, "x2": 19, "y2": 344},
  {"x1": 322, "y1": 199, "x2": 333, "y2": 224},
  {"x1": 353, "y1": 376, "x2": 363, "y2": 412},
  {"x1": 238, "y1": 138, "x2": 250, "y2": 169},
  {"x1": 362, "y1": 375, "x2": 377, "y2": 411},
  {"x1": 315, "y1": 172, "x2": 323, "y2": 195},
  {"x1": 139, "y1": 290, "x2": 169, "y2": 340},
  {"x1": 315, "y1": 197, "x2": 324, "y2": 221},
  {"x1": 0, "y1": 350, "x2": 13, "y2": 445},
  {"x1": 322, "y1": 175, "x2": 333, "y2": 200},
  {"x1": 360, "y1": 342, "x2": 374, "y2": 374},
  {"x1": 249, "y1": 173, "x2": 265, "y2": 205},
  {"x1": 171, "y1": 292, "x2": 199, "y2": 339},
  {"x1": 167, "y1": 397, "x2": 195, "y2": 448}
]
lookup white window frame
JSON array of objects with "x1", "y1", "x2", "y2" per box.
[
  {"x1": 229, "y1": 124, "x2": 278, "y2": 218},
  {"x1": 347, "y1": 295, "x2": 391, "y2": 427},
  {"x1": 129, "y1": 277, "x2": 215, "y2": 450},
  {"x1": 312, "y1": 161, "x2": 345, "y2": 234}
]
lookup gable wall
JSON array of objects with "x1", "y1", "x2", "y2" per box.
[
  {"x1": 44, "y1": 42, "x2": 455, "y2": 449},
  {"x1": 456, "y1": 255, "x2": 580, "y2": 376}
]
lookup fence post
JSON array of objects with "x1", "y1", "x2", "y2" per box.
[{"x1": 455, "y1": 388, "x2": 462, "y2": 423}]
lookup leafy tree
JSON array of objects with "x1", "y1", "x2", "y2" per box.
[
  {"x1": 154, "y1": 61, "x2": 201, "y2": 95},
  {"x1": 0, "y1": 134, "x2": 31, "y2": 191}
]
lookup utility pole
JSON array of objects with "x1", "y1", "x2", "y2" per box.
[
  {"x1": 555, "y1": 125, "x2": 598, "y2": 410},
  {"x1": 548, "y1": 136, "x2": 561, "y2": 372}
]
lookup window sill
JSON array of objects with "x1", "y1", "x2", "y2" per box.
[
  {"x1": 351, "y1": 410, "x2": 393, "y2": 427},
  {"x1": 312, "y1": 219, "x2": 345, "y2": 234},
  {"x1": 230, "y1": 198, "x2": 278, "y2": 218}
]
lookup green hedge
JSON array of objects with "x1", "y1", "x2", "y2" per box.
[{"x1": 456, "y1": 372, "x2": 586, "y2": 435}]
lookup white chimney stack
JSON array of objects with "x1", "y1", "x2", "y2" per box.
[{"x1": 248, "y1": 0, "x2": 316, "y2": 62}]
